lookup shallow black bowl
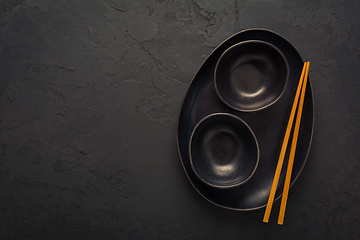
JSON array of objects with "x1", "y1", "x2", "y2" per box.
[
  {"x1": 215, "y1": 40, "x2": 289, "y2": 112},
  {"x1": 189, "y1": 113, "x2": 259, "y2": 188}
]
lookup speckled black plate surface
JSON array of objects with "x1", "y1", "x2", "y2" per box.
[{"x1": 177, "y1": 29, "x2": 314, "y2": 210}]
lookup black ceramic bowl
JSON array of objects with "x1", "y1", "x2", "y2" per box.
[
  {"x1": 215, "y1": 40, "x2": 289, "y2": 112},
  {"x1": 189, "y1": 113, "x2": 259, "y2": 188}
]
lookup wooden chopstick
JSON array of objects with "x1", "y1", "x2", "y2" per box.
[
  {"x1": 263, "y1": 62, "x2": 308, "y2": 223},
  {"x1": 278, "y1": 62, "x2": 310, "y2": 225}
]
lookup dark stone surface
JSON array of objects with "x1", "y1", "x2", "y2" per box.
[{"x1": 0, "y1": 0, "x2": 359, "y2": 239}]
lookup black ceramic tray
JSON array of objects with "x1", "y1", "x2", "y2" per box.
[{"x1": 177, "y1": 29, "x2": 314, "y2": 210}]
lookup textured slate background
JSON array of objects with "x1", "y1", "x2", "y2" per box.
[{"x1": 0, "y1": 0, "x2": 359, "y2": 239}]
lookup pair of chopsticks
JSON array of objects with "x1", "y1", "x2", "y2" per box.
[{"x1": 263, "y1": 61, "x2": 310, "y2": 225}]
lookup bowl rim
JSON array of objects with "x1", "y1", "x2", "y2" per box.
[
  {"x1": 188, "y1": 113, "x2": 260, "y2": 189},
  {"x1": 214, "y1": 39, "x2": 290, "y2": 112}
]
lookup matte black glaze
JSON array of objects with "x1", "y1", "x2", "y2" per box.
[
  {"x1": 189, "y1": 113, "x2": 259, "y2": 188},
  {"x1": 177, "y1": 29, "x2": 314, "y2": 210},
  {"x1": 215, "y1": 40, "x2": 289, "y2": 112}
]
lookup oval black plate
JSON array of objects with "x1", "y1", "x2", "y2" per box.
[{"x1": 177, "y1": 29, "x2": 314, "y2": 210}]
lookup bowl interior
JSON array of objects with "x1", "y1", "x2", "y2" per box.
[
  {"x1": 189, "y1": 113, "x2": 259, "y2": 188},
  {"x1": 215, "y1": 40, "x2": 289, "y2": 111}
]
